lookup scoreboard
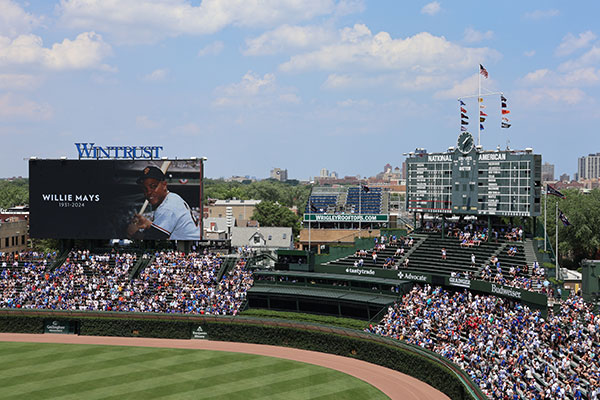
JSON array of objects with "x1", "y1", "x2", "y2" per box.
[{"x1": 406, "y1": 134, "x2": 541, "y2": 217}]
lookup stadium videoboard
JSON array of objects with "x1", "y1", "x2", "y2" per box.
[
  {"x1": 405, "y1": 134, "x2": 541, "y2": 217},
  {"x1": 29, "y1": 159, "x2": 202, "y2": 240}
]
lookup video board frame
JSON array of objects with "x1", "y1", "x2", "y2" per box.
[{"x1": 29, "y1": 159, "x2": 203, "y2": 240}]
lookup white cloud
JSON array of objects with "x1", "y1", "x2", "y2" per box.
[
  {"x1": 434, "y1": 74, "x2": 482, "y2": 99},
  {"x1": 172, "y1": 122, "x2": 203, "y2": 136},
  {"x1": 0, "y1": 0, "x2": 42, "y2": 38},
  {"x1": 337, "y1": 98, "x2": 372, "y2": 107},
  {"x1": 142, "y1": 68, "x2": 168, "y2": 81},
  {"x1": 521, "y1": 67, "x2": 600, "y2": 87},
  {"x1": 244, "y1": 25, "x2": 335, "y2": 55},
  {"x1": 463, "y1": 27, "x2": 493, "y2": 43},
  {"x1": 558, "y1": 46, "x2": 600, "y2": 71},
  {"x1": 0, "y1": 32, "x2": 113, "y2": 71},
  {"x1": 213, "y1": 71, "x2": 300, "y2": 107},
  {"x1": 58, "y1": 0, "x2": 340, "y2": 44},
  {"x1": 524, "y1": 9, "x2": 559, "y2": 20},
  {"x1": 516, "y1": 87, "x2": 586, "y2": 106},
  {"x1": 280, "y1": 25, "x2": 499, "y2": 75},
  {"x1": 197, "y1": 41, "x2": 224, "y2": 57},
  {"x1": 0, "y1": 74, "x2": 41, "y2": 90},
  {"x1": 334, "y1": 0, "x2": 365, "y2": 16},
  {"x1": 0, "y1": 93, "x2": 53, "y2": 120},
  {"x1": 555, "y1": 31, "x2": 597, "y2": 57},
  {"x1": 521, "y1": 69, "x2": 551, "y2": 84},
  {"x1": 136, "y1": 115, "x2": 161, "y2": 129},
  {"x1": 524, "y1": 50, "x2": 536, "y2": 57},
  {"x1": 421, "y1": 1, "x2": 441, "y2": 16}
]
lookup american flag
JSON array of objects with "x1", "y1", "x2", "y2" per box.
[{"x1": 480, "y1": 64, "x2": 488, "y2": 78}]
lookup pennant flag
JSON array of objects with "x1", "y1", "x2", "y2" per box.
[
  {"x1": 502, "y1": 117, "x2": 510, "y2": 123},
  {"x1": 502, "y1": 109, "x2": 511, "y2": 115},
  {"x1": 461, "y1": 113, "x2": 469, "y2": 119},
  {"x1": 547, "y1": 184, "x2": 566, "y2": 199},
  {"x1": 310, "y1": 202, "x2": 318, "y2": 212},
  {"x1": 501, "y1": 95, "x2": 507, "y2": 102},
  {"x1": 460, "y1": 107, "x2": 467, "y2": 113},
  {"x1": 480, "y1": 117, "x2": 486, "y2": 122},
  {"x1": 480, "y1": 124, "x2": 485, "y2": 130},
  {"x1": 362, "y1": 185, "x2": 370, "y2": 193},
  {"x1": 480, "y1": 111, "x2": 487, "y2": 116},
  {"x1": 461, "y1": 126, "x2": 468, "y2": 131},
  {"x1": 479, "y1": 97, "x2": 484, "y2": 102},
  {"x1": 479, "y1": 104, "x2": 486, "y2": 109},
  {"x1": 480, "y1": 64, "x2": 489, "y2": 78},
  {"x1": 559, "y1": 210, "x2": 571, "y2": 227},
  {"x1": 461, "y1": 120, "x2": 469, "y2": 125},
  {"x1": 460, "y1": 100, "x2": 466, "y2": 106},
  {"x1": 179, "y1": 178, "x2": 189, "y2": 184},
  {"x1": 501, "y1": 122, "x2": 511, "y2": 128},
  {"x1": 502, "y1": 102, "x2": 507, "y2": 108}
]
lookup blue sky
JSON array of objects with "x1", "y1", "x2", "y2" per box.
[{"x1": 1, "y1": 0, "x2": 599, "y2": 180}]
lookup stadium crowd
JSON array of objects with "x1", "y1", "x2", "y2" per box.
[
  {"x1": 367, "y1": 284, "x2": 599, "y2": 400},
  {"x1": 0, "y1": 250, "x2": 252, "y2": 315}
]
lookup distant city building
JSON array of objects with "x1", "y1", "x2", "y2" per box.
[
  {"x1": 559, "y1": 173, "x2": 570, "y2": 182},
  {"x1": 320, "y1": 168, "x2": 329, "y2": 178},
  {"x1": 207, "y1": 199, "x2": 261, "y2": 228},
  {"x1": 578, "y1": 153, "x2": 600, "y2": 180},
  {"x1": 401, "y1": 161, "x2": 407, "y2": 180},
  {"x1": 541, "y1": 162, "x2": 555, "y2": 182},
  {"x1": 330, "y1": 171, "x2": 338, "y2": 179},
  {"x1": 225, "y1": 176, "x2": 256, "y2": 183},
  {"x1": 270, "y1": 168, "x2": 288, "y2": 181}
]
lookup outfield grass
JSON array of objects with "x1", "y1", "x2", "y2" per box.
[{"x1": 0, "y1": 342, "x2": 388, "y2": 400}]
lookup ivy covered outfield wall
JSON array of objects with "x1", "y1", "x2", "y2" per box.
[{"x1": 0, "y1": 310, "x2": 485, "y2": 400}]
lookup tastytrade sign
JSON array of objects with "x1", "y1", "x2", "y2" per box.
[{"x1": 75, "y1": 143, "x2": 163, "y2": 159}]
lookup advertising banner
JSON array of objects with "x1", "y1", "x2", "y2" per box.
[
  {"x1": 304, "y1": 214, "x2": 389, "y2": 222},
  {"x1": 30, "y1": 160, "x2": 202, "y2": 240},
  {"x1": 44, "y1": 319, "x2": 77, "y2": 334},
  {"x1": 316, "y1": 265, "x2": 546, "y2": 307}
]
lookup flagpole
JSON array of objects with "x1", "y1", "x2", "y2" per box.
[
  {"x1": 358, "y1": 180, "x2": 362, "y2": 238},
  {"x1": 308, "y1": 200, "x2": 311, "y2": 252},
  {"x1": 478, "y1": 64, "x2": 481, "y2": 147},
  {"x1": 544, "y1": 188, "x2": 547, "y2": 251},
  {"x1": 555, "y1": 200, "x2": 559, "y2": 281}
]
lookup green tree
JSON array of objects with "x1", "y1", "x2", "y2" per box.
[
  {"x1": 542, "y1": 188, "x2": 600, "y2": 267},
  {"x1": 251, "y1": 201, "x2": 301, "y2": 238},
  {"x1": 0, "y1": 179, "x2": 29, "y2": 209}
]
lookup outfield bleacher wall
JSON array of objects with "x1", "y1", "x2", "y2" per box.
[
  {"x1": 0, "y1": 309, "x2": 485, "y2": 400},
  {"x1": 315, "y1": 265, "x2": 548, "y2": 313}
]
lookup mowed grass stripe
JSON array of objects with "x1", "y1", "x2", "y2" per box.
[
  {"x1": 309, "y1": 386, "x2": 388, "y2": 400},
  {"x1": 4, "y1": 349, "x2": 266, "y2": 400},
  {"x1": 0, "y1": 342, "x2": 119, "y2": 371},
  {"x1": 237, "y1": 368, "x2": 387, "y2": 400},
  {"x1": 85, "y1": 357, "x2": 305, "y2": 400},
  {"x1": 0, "y1": 346, "x2": 206, "y2": 388},
  {"x1": 0, "y1": 342, "x2": 389, "y2": 400},
  {"x1": 0, "y1": 344, "x2": 161, "y2": 380},
  {"x1": 201, "y1": 368, "x2": 350, "y2": 399}
]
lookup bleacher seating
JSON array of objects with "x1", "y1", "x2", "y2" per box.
[
  {"x1": 345, "y1": 187, "x2": 383, "y2": 214},
  {"x1": 305, "y1": 194, "x2": 339, "y2": 213}
]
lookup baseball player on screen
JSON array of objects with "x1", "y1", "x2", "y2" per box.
[{"x1": 127, "y1": 166, "x2": 200, "y2": 240}]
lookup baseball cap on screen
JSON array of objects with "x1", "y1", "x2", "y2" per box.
[{"x1": 136, "y1": 166, "x2": 166, "y2": 184}]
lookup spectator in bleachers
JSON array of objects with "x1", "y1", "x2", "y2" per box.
[{"x1": 367, "y1": 285, "x2": 600, "y2": 400}]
